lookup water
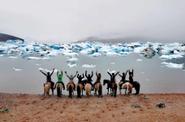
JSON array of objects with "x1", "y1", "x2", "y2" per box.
[{"x1": 0, "y1": 53, "x2": 185, "y2": 94}]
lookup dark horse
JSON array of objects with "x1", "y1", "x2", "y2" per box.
[
  {"x1": 103, "y1": 79, "x2": 117, "y2": 97},
  {"x1": 128, "y1": 69, "x2": 140, "y2": 95},
  {"x1": 76, "y1": 73, "x2": 85, "y2": 98}
]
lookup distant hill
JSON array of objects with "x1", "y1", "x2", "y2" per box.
[
  {"x1": 0, "y1": 33, "x2": 24, "y2": 42},
  {"x1": 78, "y1": 36, "x2": 184, "y2": 43}
]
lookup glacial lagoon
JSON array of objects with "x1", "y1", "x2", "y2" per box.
[{"x1": 0, "y1": 41, "x2": 185, "y2": 94}]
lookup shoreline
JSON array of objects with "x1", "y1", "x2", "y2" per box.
[{"x1": 1, "y1": 93, "x2": 185, "y2": 122}]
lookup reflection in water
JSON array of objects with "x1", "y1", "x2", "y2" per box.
[{"x1": 0, "y1": 54, "x2": 185, "y2": 94}]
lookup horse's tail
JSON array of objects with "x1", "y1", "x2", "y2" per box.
[
  {"x1": 98, "y1": 84, "x2": 102, "y2": 97},
  {"x1": 68, "y1": 85, "x2": 73, "y2": 98},
  {"x1": 113, "y1": 83, "x2": 117, "y2": 97},
  {"x1": 77, "y1": 85, "x2": 81, "y2": 98},
  {"x1": 57, "y1": 85, "x2": 61, "y2": 97}
]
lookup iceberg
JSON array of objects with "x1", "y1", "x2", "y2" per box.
[
  {"x1": 136, "y1": 59, "x2": 143, "y2": 62},
  {"x1": 67, "y1": 63, "x2": 77, "y2": 68},
  {"x1": 13, "y1": 67, "x2": 23, "y2": 71},
  {"x1": 82, "y1": 64, "x2": 96, "y2": 68},
  {"x1": 161, "y1": 62, "x2": 183, "y2": 69}
]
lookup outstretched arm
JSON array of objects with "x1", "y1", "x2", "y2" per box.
[
  {"x1": 119, "y1": 73, "x2": 122, "y2": 77},
  {"x1": 50, "y1": 68, "x2": 55, "y2": 76},
  {"x1": 40, "y1": 70, "x2": 47, "y2": 76},
  {"x1": 65, "y1": 71, "x2": 70, "y2": 79},
  {"x1": 91, "y1": 71, "x2": 93, "y2": 78},
  {"x1": 125, "y1": 70, "x2": 128, "y2": 76},
  {"x1": 115, "y1": 72, "x2": 119, "y2": 76},
  {"x1": 96, "y1": 72, "x2": 98, "y2": 77},
  {"x1": 77, "y1": 74, "x2": 80, "y2": 78},
  {"x1": 85, "y1": 70, "x2": 88, "y2": 78},
  {"x1": 132, "y1": 69, "x2": 134, "y2": 77},
  {"x1": 107, "y1": 71, "x2": 111, "y2": 76},
  {"x1": 57, "y1": 71, "x2": 59, "y2": 77},
  {"x1": 72, "y1": 71, "x2": 78, "y2": 79}
]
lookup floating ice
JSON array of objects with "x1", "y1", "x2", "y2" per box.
[
  {"x1": 67, "y1": 57, "x2": 78, "y2": 63},
  {"x1": 27, "y1": 57, "x2": 50, "y2": 60},
  {"x1": 107, "y1": 69, "x2": 117, "y2": 73},
  {"x1": 82, "y1": 64, "x2": 96, "y2": 68},
  {"x1": 161, "y1": 62, "x2": 183, "y2": 69},
  {"x1": 110, "y1": 62, "x2": 115, "y2": 65},
  {"x1": 13, "y1": 67, "x2": 23, "y2": 71},
  {"x1": 136, "y1": 59, "x2": 143, "y2": 62},
  {"x1": 0, "y1": 41, "x2": 185, "y2": 69},
  {"x1": 67, "y1": 63, "x2": 77, "y2": 68},
  {"x1": 8, "y1": 56, "x2": 18, "y2": 59},
  {"x1": 160, "y1": 53, "x2": 183, "y2": 60}
]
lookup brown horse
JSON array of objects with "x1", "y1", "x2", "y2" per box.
[
  {"x1": 43, "y1": 82, "x2": 52, "y2": 96},
  {"x1": 94, "y1": 83, "x2": 103, "y2": 97},
  {"x1": 54, "y1": 82, "x2": 65, "y2": 97},
  {"x1": 66, "y1": 82, "x2": 75, "y2": 98},
  {"x1": 77, "y1": 83, "x2": 84, "y2": 98},
  {"x1": 85, "y1": 83, "x2": 91, "y2": 97},
  {"x1": 94, "y1": 72, "x2": 103, "y2": 97}
]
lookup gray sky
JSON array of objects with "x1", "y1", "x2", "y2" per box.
[{"x1": 0, "y1": 0, "x2": 185, "y2": 42}]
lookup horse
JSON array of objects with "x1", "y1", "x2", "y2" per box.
[
  {"x1": 43, "y1": 82, "x2": 51, "y2": 96},
  {"x1": 85, "y1": 83, "x2": 91, "y2": 97},
  {"x1": 66, "y1": 82, "x2": 75, "y2": 98},
  {"x1": 119, "y1": 80, "x2": 140, "y2": 95},
  {"x1": 77, "y1": 82, "x2": 84, "y2": 98},
  {"x1": 94, "y1": 82, "x2": 103, "y2": 97},
  {"x1": 54, "y1": 82, "x2": 65, "y2": 97},
  {"x1": 132, "y1": 81, "x2": 140, "y2": 95},
  {"x1": 111, "y1": 82, "x2": 117, "y2": 97},
  {"x1": 121, "y1": 82, "x2": 133, "y2": 95},
  {"x1": 103, "y1": 79, "x2": 117, "y2": 97},
  {"x1": 103, "y1": 79, "x2": 112, "y2": 95}
]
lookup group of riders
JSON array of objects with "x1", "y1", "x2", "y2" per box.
[{"x1": 40, "y1": 68, "x2": 140, "y2": 98}]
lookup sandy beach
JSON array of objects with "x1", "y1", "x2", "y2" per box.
[{"x1": 0, "y1": 93, "x2": 185, "y2": 122}]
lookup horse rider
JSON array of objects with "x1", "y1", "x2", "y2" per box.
[
  {"x1": 56, "y1": 70, "x2": 65, "y2": 90},
  {"x1": 85, "y1": 70, "x2": 94, "y2": 89},
  {"x1": 65, "y1": 71, "x2": 78, "y2": 91},
  {"x1": 40, "y1": 68, "x2": 55, "y2": 90}
]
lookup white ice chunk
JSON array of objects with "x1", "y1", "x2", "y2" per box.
[
  {"x1": 67, "y1": 63, "x2": 77, "y2": 68},
  {"x1": 13, "y1": 67, "x2": 23, "y2": 71},
  {"x1": 82, "y1": 64, "x2": 96, "y2": 68},
  {"x1": 161, "y1": 62, "x2": 183, "y2": 69},
  {"x1": 136, "y1": 58, "x2": 143, "y2": 62},
  {"x1": 160, "y1": 53, "x2": 183, "y2": 60},
  {"x1": 27, "y1": 57, "x2": 49, "y2": 60}
]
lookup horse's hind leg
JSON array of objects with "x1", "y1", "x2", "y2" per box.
[{"x1": 51, "y1": 88, "x2": 54, "y2": 95}]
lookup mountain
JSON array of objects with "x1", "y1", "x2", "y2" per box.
[
  {"x1": 0, "y1": 33, "x2": 24, "y2": 42},
  {"x1": 78, "y1": 36, "x2": 184, "y2": 43}
]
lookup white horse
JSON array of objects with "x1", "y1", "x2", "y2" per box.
[{"x1": 121, "y1": 82, "x2": 133, "y2": 95}]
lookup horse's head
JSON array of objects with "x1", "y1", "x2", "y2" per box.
[
  {"x1": 103, "y1": 79, "x2": 109, "y2": 85},
  {"x1": 103, "y1": 80, "x2": 106, "y2": 85}
]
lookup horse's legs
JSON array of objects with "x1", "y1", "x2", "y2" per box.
[
  {"x1": 107, "y1": 88, "x2": 109, "y2": 95},
  {"x1": 52, "y1": 88, "x2": 54, "y2": 95}
]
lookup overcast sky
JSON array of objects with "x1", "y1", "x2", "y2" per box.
[{"x1": 0, "y1": 0, "x2": 185, "y2": 42}]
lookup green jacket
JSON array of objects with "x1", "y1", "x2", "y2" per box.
[{"x1": 57, "y1": 71, "x2": 63, "y2": 82}]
